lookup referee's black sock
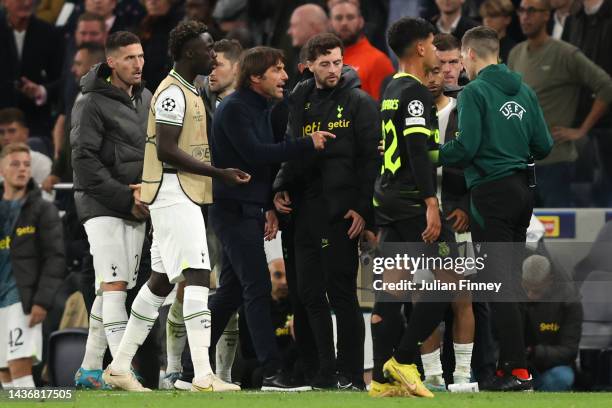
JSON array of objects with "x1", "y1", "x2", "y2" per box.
[
  {"x1": 371, "y1": 303, "x2": 403, "y2": 383},
  {"x1": 394, "y1": 296, "x2": 451, "y2": 365}
]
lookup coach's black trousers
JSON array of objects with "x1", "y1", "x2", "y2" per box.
[
  {"x1": 293, "y1": 197, "x2": 365, "y2": 384},
  {"x1": 207, "y1": 200, "x2": 281, "y2": 373},
  {"x1": 470, "y1": 171, "x2": 533, "y2": 371}
]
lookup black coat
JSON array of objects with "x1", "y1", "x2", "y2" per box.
[
  {"x1": 1, "y1": 181, "x2": 65, "y2": 314},
  {"x1": 565, "y1": 0, "x2": 612, "y2": 127},
  {"x1": 0, "y1": 16, "x2": 64, "y2": 136},
  {"x1": 273, "y1": 67, "x2": 381, "y2": 226},
  {"x1": 525, "y1": 292, "x2": 583, "y2": 372},
  {"x1": 71, "y1": 63, "x2": 152, "y2": 223},
  {"x1": 431, "y1": 14, "x2": 479, "y2": 42}
]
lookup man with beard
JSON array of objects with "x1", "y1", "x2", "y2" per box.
[
  {"x1": 273, "y1": 33, "x2": 380, "y2": 390},
  {"x1": 71, "y1": 31, "x2": 151, "y2": 390},
  {"x1": 330, "y1": 0, "x2": 394, "y2": 100},
  {"x1": 102, "y1": 21, "x2": 250, "y2": 392}
]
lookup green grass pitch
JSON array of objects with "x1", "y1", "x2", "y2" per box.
[{"x1": 11, "y1": 390, "x2": 612, "y2": 408}]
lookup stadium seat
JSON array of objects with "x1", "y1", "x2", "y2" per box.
[
  {"x1": 579, "y1": 270, "x2": 612, "y2": 350},
  {"x1": 47, "y1": 328, "x2": 88, "y2": 387}
]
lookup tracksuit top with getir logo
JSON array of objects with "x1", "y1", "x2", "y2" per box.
[
  {"x1": 141, "y1": 70, "x2": 213, "y2": 205},
  {"x1": 440, "y1": 64, "x2": 553, "y2": 189},
  {"x1": 373, "y1": 72, "x2": 440, "y2": 225}
]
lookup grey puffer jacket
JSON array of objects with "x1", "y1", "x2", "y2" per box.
[{"x1": 71, "y1": 63, "x2": 152, "y2": 223}]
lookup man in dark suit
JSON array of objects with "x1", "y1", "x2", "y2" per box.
[
  {"x1": 431, "y1": 0, "x2": 479, "y2": 41},
  {"x1": 0, "y1": 0, "x2": 63, "y2": 143}
]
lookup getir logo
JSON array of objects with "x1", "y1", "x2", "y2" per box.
[
  {"x1": 0, "y1": 236, "x2": 10, "y2": 250},
  {"x1": 302, "y1": 119, "x2": 350, "y2": 137},
  {"x1": 16, "y1": 226, "x2": 36, "y2": 236}
]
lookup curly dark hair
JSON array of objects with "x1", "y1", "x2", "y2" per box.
[{"x1": 168, "y1": 20, "x2": 209, "y2": 62}]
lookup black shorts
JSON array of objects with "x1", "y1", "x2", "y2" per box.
[{"x1": 379, "y1": 214, "x2": 457, "y2": 259}]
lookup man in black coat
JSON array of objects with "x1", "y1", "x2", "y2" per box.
[
  {"x1": 273, "y1": 33, "x2": 380, "y2": 390},
  {"x1": 0, "y1": 142, "x2": 65, "y2": 388},
  {"x1": 522, "y1": 254, "x2": 583, "y2": 391},
  {"x1": 0, "y1": 0, "x2": 64, "y2": 141}
]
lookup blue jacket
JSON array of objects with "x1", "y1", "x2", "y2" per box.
[{"x1": 211, "y1": 87, "x2": 313, "y2": 207}]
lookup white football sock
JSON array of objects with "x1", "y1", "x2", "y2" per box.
[
  {"x1": 453, "y1": 342, "x2": 474, "y2": 381},
  {"x1": 183, "y1": 286, "x2": 213, "y2": 380},
  {"x1": 110, "y1": 284, "x2": 165, "y2": 374},
  {"x1": 81, "y1": 296, "x2": 107, "y2": 370},
  {"x1": 166, "y1": 299, "x2": 186, "y2": 374},
  {"x1": 215, "y1": 312, "x2": 239, "y2": 382},
  {"x1": 422, "y1": 348, "x2": 443, "y2": 379},
  {"x1": 102, "y1": 291, "x2": 128, "y2": 358},
  {"x1": 12, "y1": 375, "x2": 35, "y2": 388}
]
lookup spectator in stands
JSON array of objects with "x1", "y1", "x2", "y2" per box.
[
  {"x1": 431, "y1": 0, "x2": 479, "y2": 40},
  {"x1": 0, "y1": 0, "x2": 64, "y2": 142},
  {"x1": 212, "y1": 0, "x2": 248, "y2": 34},
  {"x1": 184, "y1": 0, "x2": 223, "y2": 41},
  {"x1": 62, "y1": 0, "x2": 145, "y2": 36},
  {"x1": 287, "y1": 5, "x2": 329, "y2": 52},
  {"x1": 42, "y1": 42, "x2": 106, "y2": 193},
  {"x1": 480, "y1": 0, "x2": 517, "y2": 62},
  {"x1": 85, "y1": 0, "x2": 126, "y2": 33},
  {"x1": 0, "y1": 142, "x2": 65, "y2": 389},
  {"x1": 548, "y1": 0, "x2": 580, "y2": 39},
  {"x1": 565, "y1": 0, "x2": 612, "y2": 207},
  {"x1": 139, "y1": 0, "x2": 184, "y2": 92},
  {"x1": 53, "y1": 12, "x2": 107, "y2": 160},
  {"x1": 0, "y1": 109, "x2": 51, "y2": 186},
  {"x1": 522, "y1": 254, "x2": 583, "y2": 391},
  {"x1": 433, "y1": 33, "x2": 464, "y2": 93},
  {"x1": 285, "y1": 4, "x2": 329, "y2": 86},
  {"x1": 509, "y1": 0, "x2": 612, "y2": 208},
  {"x1": 36, "y1": 0, "x2": 64, "y2": 24},
  {"x1": 329, "y1": 0, "x2": 394, "y2": 100}
]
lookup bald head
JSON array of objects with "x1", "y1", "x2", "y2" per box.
[{"x1": 287, "y1": 4, "x2": 329, "y2": 47}]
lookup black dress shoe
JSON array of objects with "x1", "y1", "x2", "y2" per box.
[
  {"x1": 480, "y1": 374, "x2": 533, "y2": 392},
  {"x1": 261, "y1": 370, "x2": 312, "y2": 392},
  {"x1": 311, "y1": 373, "x2": 338, "y2": 390}
]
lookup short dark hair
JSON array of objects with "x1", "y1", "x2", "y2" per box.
[
  {"x1": 77, "y1": 12, "x2": 105, "y2": 31},
  {"x1": 387, "y1": 17, "x2": 435, "y2": 59},
  {"x1": 105, "y1": 31, "x2": 141, "y2": 54},
  {"x1": 434, "y1": 33, "x2": 460, "y2": 52},
  {"x1": 304, "y1": 33, "x2": 344, "y2": 62},
  {"x1": 237, "y1": 46, "x2": 284, "y2": 89},
  {"x1": 0, "y1": 108, "x2": 27, "y2": 127},
  {"x1": 0, "y1": 142, "x2": 30, "y2": 160},
  {"x1": 462, "y1": 26, "x2": 500, "y2": 59},
  {"x1": 77, "y1": 41, "x2": 106, "y2": 62},
  {"x1": 213, "y1": 39, "x2": 243, "y2": 63},
  {"x1": 168, "y1": 20, "x2": 209, "y2": 62}
]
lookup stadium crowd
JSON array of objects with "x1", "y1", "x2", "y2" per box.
[{"x1": 1, "y1": 0, "x2": 612, "y2": 398}]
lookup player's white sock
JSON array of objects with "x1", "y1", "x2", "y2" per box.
[
  {"x1": 166, "y1": 299, "x2": 186, "y2": 374},
  {"x1": 183, "y1": 286, "x2": 213, "y2": 380},
  {"x1": 12, "y1": 375, "x2": 35, "y2": 388},
  {"x1": 422, "y1": 348, "x2": 443, "y2": 381},
  {"x1": 81, "y1": 296, "x2": 107, "y2": 370},
  {"x1": 215, "y1": 312, "x2": 239, "y2": 382},
  {"x1": 1, "y1": 381, "x2": 13, "y2": 389},
  {"x1": 102, "y1": 291, "x2": 128, "y2": 358},
  {"x1": 110, "y1": 284, "x2": 165, "y2": 374},
  {"x1": 453, "y1": 342, "x2": 473, "y2": 381}
]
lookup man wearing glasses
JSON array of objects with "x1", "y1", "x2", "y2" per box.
[{"x1": 508, "y1": 0, "x2": 612, "y2": 208}]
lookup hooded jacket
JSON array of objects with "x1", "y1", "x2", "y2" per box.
[
  {"x1": 1, "y1": 180, "x2": 65, "y2": 314},
  {"x1": 440, "y1": 64, "x2": 553, "y2": 188},
  {"x1": 273, "y1": 66, "x2": 380, "y2": 226},
  {"x1": 71, "y1": 63, "x2": 152, "y2": 223}
]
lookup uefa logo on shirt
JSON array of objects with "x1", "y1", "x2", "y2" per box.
[{"x1": 499, "y1": 101, "x2": 526, "y2": 120}]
